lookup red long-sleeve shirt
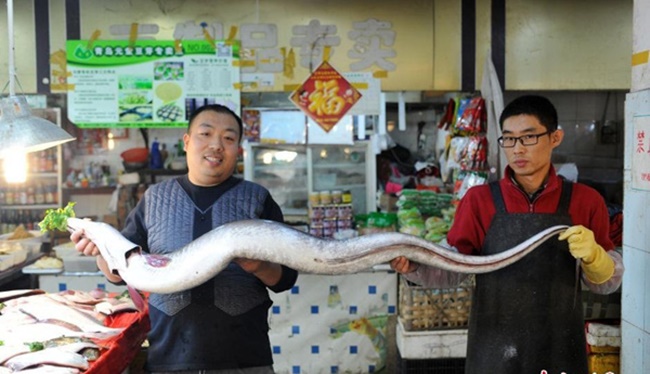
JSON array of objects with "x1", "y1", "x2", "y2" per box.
[{"x1": 447, "y1": 166, "x2": 614, "y2": 255}]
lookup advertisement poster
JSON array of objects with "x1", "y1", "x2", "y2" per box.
[
  {"x1": 632, "y1": 116, "x2": 650, "y2": 191},
  {"x1": 289, "y1": 61, "x2": 361, "y2": 133},
  {"x1": 343, "y1": 72, "x2": 381, "y2": 116},
  {"x1": 66, "y1": 40, "x2": 240, "y2": 128}
]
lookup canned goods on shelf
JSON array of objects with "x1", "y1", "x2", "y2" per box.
[
  {"x1": 331, "y1": 190, "x2": 342, "y2": 204},
  {"x1": 342, "y1": 190, "x2": 352, "y2": 204},
  {"x1": 309, "y1": 192, "x2": 321, "y2": 206},
  {"x1": 319, "y1": 190, "x2": 332, "y2": 205}
]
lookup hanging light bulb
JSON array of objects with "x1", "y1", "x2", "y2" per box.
[
  {"x1": 2, "y1": 147, "x2": 27, "y2": 183},
  {"x1": 0, "y1": 0, "x2": 75, "y2": 183},
  {"x1": 107, "y1": 131, "x2": 115, "y2": 150}
]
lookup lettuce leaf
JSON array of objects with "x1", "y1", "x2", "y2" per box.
[{"x1": 39, "y1": 202, "x2": 76, "y2": 233}]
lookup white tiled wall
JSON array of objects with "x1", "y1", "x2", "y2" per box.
[
  {"x1": 504, "y1": 91, "x2": 625, "y2": 189},
  {"x1": 621, "y1": 90, "x2": 650, "y2": 374}
]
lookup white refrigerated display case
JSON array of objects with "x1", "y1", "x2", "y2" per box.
[
  {"x1": 243, "y1": 141, "x2": 376, "y2": 217},
  {"x1": 242, "y1": 143, "x2": 308, "y2": 216}
]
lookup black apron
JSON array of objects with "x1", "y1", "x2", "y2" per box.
[{"x1": 465, "y1": 181, "x2": 588, "y2": 374}]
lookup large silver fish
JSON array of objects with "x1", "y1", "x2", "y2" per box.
[{"x1": 67, "y1": 217, "x2": 567, "y2": 295}]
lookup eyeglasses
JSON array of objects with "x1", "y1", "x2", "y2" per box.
[{"x1": 497, "y1": 131, "x2": 551, "y2": 148}]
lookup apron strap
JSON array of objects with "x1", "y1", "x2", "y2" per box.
[
  {"x1": 557, "y1": 179, "x2": 573, "y2": 215},
  {"x1": 556, "y1": 178, "x2": 581, "y2": 310},
  {"x1": 490, "y1": 178, "x2": 573, "y2": 215},
  {"x1": 489, "y1": 181, "x2": 506, "y2": 213}
]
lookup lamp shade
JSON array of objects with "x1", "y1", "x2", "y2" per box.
[{"x1": 0, "y1": 95, "x2": 75, "y2": 158}]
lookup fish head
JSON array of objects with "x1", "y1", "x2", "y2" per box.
[{"x1": 67, "y1": 217, "x2": 140, "y2": 274}]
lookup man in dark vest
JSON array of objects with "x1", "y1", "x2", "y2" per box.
[
  {"x1": 72, "y1": 104, "x2": 298, "y2": 373},
  {"x1": 390, "y1": 95, "x2": 623, "y2": 374}
]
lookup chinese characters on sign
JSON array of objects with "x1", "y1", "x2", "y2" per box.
[
  {"x1": 57, "y1": 18, "x2": 397, "y2": 94},
  {"x1": 289, "y1": 61, "x2": 362, "y2": 133},
  {"x1": 291, "y1": 20, "x2": 341, "y2": 70},
  {"x1": 632, "y1": 116, "x2": 650, "y2": 190},
  {"x1": 171, "y1": 18, "x2": 396, "y2": 75},
  {"x1": 348, "y1": 19, "x2": 396, "y2": 71}
]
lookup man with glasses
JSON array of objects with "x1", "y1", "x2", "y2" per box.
[{"x1": 391, "y1": 95, "x2": 623, "y2": 373}]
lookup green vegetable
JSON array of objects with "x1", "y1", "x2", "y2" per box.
[
  {"x1": 39, "y1": 202, "x2": 76, "y2": 233},
  {"x1": 116, "y1": 290, "x2": 131, "y2": 300},
  {"x1": 26, "y1": 341, "x2": 44, "y2": 351}
]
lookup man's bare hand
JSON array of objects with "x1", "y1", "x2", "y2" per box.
[
  {"x1": 70, "y1": 229, "x2": 100, "y2": 256},
  {"x1": 390, "y1": 256, "x2": 419, "y2": 274}
]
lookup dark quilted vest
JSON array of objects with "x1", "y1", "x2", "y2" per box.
[{"x1": 145, "y1": 178, "x2": 271, "y2": 316}]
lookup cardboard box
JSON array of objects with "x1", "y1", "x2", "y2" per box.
[
  {"x1": 588, "y1": 353, "x2": 619, "y2": 374},
  {"x1": 379, "y1": 193, "x2": 398, "y2": 212},
  {"x1": 396, "y1": 318, "x2": 468, "y2": 359},
  {"x1": 102, "y1": 214, "x2": 118, "y2": 229}
]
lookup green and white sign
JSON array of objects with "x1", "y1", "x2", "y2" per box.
[{"x1": 67, "y1": 40, "x2": 240, "y2": 128}]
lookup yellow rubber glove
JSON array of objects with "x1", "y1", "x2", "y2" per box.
[{"x1": 558, "y1": 225, "x2": 615, "y2": 284}]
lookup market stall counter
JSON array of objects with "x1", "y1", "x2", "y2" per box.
[
  {"x1": 267, "y1": 266, "x2": 398, "y2": 373},
  {"x1": 85, "y1": 302, "x2": 150, "y2": 374},
  {"x1": 0, "y1": 289, "x2": 150, "y2": 373}
]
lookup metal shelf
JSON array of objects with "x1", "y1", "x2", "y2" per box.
[{"x1": 0, "y1": 204, "x2": 59, "y2": 210}]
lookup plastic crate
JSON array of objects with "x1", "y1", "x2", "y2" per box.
[
  {"x1": 397, "y1": 352, "x2": 465, "y2": 374},
  {"x1": 582, "y1": 288, "x2": 621, "y2": 320},
  {"x1": 398, "y1": 274, "x2": 473, "y2": 331}
]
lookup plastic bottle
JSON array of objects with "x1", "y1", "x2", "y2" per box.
[
  {"x1": 177, "y1": 138, "x2": 186, "y2": 157},
  {"x1": 150, "y1": 138, "x2": 163, "y2": 169},
  {"x1": 160, "y1": 143, "x2": 169, "y2": 166}
]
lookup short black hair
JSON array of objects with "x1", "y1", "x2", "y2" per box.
[
  {"x1": 499, "y1": 95, "x2": 558, "y2": 132},
  {"x1": 187, "y1": 104, "x2": 243, "y2": 142}
]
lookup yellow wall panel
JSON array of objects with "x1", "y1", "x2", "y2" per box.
[
  {"x1": 433, "y1": 0, "x2": 461, "y2": 90},
  {"x1": 505, "y1": 0, "x2": 631, "y2": 90},
  {"x1": 49, "y1": 0, "x2": 68, "y2": 91},
  {"x1": 70, "y1": 0, "x2": 436, "y2": 91},
  {"x1": 0, "y1": 0, "x2": 38, "y2": 94},
  {"x1": 0, "y1": 0, "x2": 634, "y2": 93},
  {"x1": 475, "y1": 0, "x2": 492, "y2": 90}
]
